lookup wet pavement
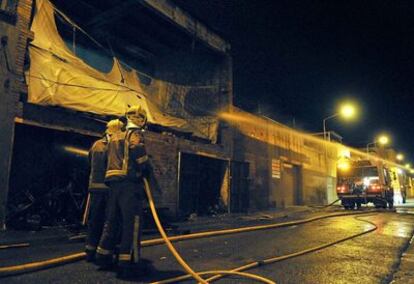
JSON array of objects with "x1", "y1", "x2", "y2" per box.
[{"x1": 1, "y1": 203, "x2": 414, "y2": 283}]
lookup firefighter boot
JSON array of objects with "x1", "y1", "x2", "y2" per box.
[
  {"x1": 95, "y1": 247, "x2": 114, "y2": 269},
  {"x1": 84, "y1": 245, "x2": 96, "y2": 262}
]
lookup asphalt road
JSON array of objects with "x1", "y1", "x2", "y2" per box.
[{"x1": 2, "y1": 209, "x2": 414, "y2": 284}]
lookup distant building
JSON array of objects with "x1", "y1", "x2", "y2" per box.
[{"x1": 230, "y1": 108, "x2": 338, "y2": 210}]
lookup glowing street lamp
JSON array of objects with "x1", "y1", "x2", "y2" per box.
[
  {"x1": 396, "y1": 153, "x2": 404, "y2": 161},
  {"x1": 405, "y1": 163, "x2": 411, "y2": 169},
  {"x1": 378, "y1": 135, "x2": 389, "y2": 145},
  {"x1": 323, "y1": 102, "x2": 357, "y2": 141},
  {"x1": 339, "y1": 103, "x2": 356, "y2": 119},
  {"x1": 366, "y1": 134, "x2": 389, "y2": 155}
]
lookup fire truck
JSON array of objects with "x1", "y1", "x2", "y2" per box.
[{"x1": 336, "y1": 159, "x2": 394, "y2": 209}]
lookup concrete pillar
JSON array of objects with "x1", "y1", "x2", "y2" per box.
[{"x1": 0, "y1": 0, "x2": 33, "y2": 229}]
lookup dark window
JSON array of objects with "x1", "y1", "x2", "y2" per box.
[
  {"x1": 0, "y1": 0, "x2": 17, "y2": 24},
  {"x1": 1, "y1": 0, "x2": 16, "y2": 12}
]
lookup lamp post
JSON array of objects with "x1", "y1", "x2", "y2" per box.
[
  {"x1": 366, "y1": 142, "x2": 376, "y2": 155},
  {"x1": 323, "y1": 113, "x2": 339, "y2": 141},
  {"x1": 366, "y1": 135, "x2": 389, "y2": 156},
  {"x1": 323, "y1": 103, "x2": 356, "y2": 141}
]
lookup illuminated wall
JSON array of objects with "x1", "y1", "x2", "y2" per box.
[{"x1": 227, "y1": 108, "x2": 338, "y2": 209}]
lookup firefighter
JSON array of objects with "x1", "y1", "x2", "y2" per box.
[
  {"x1": 96, "y1": 106, "x2": 150, "y2": 278},
  {"x1": 84, "y1": 119, "x2": 124, "y2": 262}
]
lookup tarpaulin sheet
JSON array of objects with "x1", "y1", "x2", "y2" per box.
[{"x1": 27, "y1": 0, "x2": 219, "y2": 141}]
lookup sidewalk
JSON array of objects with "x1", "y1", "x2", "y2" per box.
[
  {"x1": 0, "y1": 226, "x2": 80, "y2": 247},
  {"x1": 391, "y1": 235, "x2": 414, "y2": 284},
  {"x1": 390, "y1": 198, "x2": 414, "y2": 284},
  {"x1": 0, "y1": 205, "x2": 326, "y2": 247}
]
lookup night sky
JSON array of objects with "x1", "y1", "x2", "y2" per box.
[{"x1": 175, "y1": 1, "x2": 414, "y2": 161}]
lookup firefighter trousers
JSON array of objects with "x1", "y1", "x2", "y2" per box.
[
  {"x1": 97, "y1": 180, "x2": 144, "y2": 266},
  {"x1": 85, "y1": 191, "x2": 109, "y2": 253}
]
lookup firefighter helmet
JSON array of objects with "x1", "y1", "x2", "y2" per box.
[
  {"x1": 125, "y1": 105, "x2": 147, "y2": 127},
  {"x1": 106, "y1": 119, "x2": 124, "y2": 135}
]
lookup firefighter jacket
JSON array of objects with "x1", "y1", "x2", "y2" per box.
[
  {"x1": 88, "y1": 138, "x2": 109, "y2": 191},
  {"x1": 105, "y1": 128, "x2": 149, "y2": 183}
]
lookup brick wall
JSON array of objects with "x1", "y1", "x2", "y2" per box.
[
  {"x1": 144, "y1": 132, "x2": 179, "y2": 218},
  {"x1": 0, "y1": 0, "x2": 33, "y2": 228},
  {"x1": 144, "y1": 130, "x2": 231, "y2": 219}
]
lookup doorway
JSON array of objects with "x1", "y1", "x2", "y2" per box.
[
  {"x1": 7, "y1": 124, "x2": 94, "y2": 228},
  {"x1": 178, "y1": 153, "x2": 227, "y2": 217},
  {"x1": 281, "y1": 163, "x2": 302, "y2": 205},
  {"x1": 230, "y1": 161, "x2": 250, "y2": 213}
]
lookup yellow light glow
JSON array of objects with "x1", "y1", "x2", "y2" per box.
[
  {"x1": 339, "y1": 147, "x2": 351, "y2": 158},
  {"x1": 217, "y1": 110, "x2": 406, "y2": 173},
  {"x1": 410, "y1": 169, "x2": 414, "y2": 174},
  {"x1": 337, "y1": 160, "x2": 351, "y2": 171},
  {"x1": 378, "y1": 135, "x2": 389, "y2": 145},
  {"x1": 396, "y1": 153, "x2": 404, "y2": 161},
  {"x1": 405, "y1": 163, "x2": 411, "y2": 169},
  {"x1": 339, "y1": 103, "x2": 356, "y2": 119},
  {"x1": 63, "y1": 146, "x2": 88, "y2": 156}
]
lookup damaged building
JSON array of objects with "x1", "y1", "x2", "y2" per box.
[{"x1": 0, "y1": 0, "x2": 338, "y2": 230}]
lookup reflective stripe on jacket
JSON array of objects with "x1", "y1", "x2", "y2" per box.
[
  {"x1": 105, "y1": 129, "x2": 149, "y2": 183},
  {"x1": 88, "y1": 138, "x2": 109, "y2": 191}
]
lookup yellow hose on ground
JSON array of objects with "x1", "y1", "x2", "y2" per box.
[
  {"x1": 143, "y1": 178, "x2": 275, "y2": 284},
  {"x1": 0, "y1": 205, "x2": 379, "y2": 278},
  {"x1": 153, "y1": 270, "x2": 275, "y2": 284},
  {"x1": 205, "y1": 216, "x2": 378, "y2": 283},
  {"x1": 0, "y1": 253, "x2": 85, "y2": 276},
  {"x1": 142, "y1": 178, "x2": 208, "y2": 283},
  {"x1": 154, "y1": 215, "x2": 378, "y2": 284},
  {"x1": 141, "y1": 209, "x2": 377, "y2": 247},
  {"x1": 308, "y1": 198, "x2": 340, "y2": 209}
]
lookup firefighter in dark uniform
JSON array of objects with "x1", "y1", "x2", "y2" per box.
[
  {"x1": 96, "y1": 106, "x2": 150, "y2": 277},
  {"x1": 84, "y1": 119, "x2": 124, "y2": 262}
]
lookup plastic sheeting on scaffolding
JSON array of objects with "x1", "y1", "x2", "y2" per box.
[{"x1": 26, "y1": 0, "x2": 219, "y2": 142}]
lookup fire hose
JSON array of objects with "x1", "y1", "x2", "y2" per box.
[
  {"x1": 308, "y1": 198, "x2": 340, "y2": 209},
  {"x1": 142, "y1": 178, "x2": 275, "y2": 284},
  {"x1": 153, "y1": 215, "x2": 378, "y2": 283},
  {"x1": 0, "y1": 178, "x2": 274, "y2": 283},
  {"x1": 0, "y1": 188, "x2": 380, "y2": 281}
]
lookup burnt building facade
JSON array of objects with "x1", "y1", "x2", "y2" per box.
[{"x1": 0, "y1": 0, "x2": 337, "y2": 229}]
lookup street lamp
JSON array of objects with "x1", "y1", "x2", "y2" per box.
[
  {"x1": 366, "y1": 134, "x2": 389, "y2": 155},
  {"x1": 396, "y1": 153, "x2": 404, "y2": 161},
  {"x1": 378, "y1": 135, "x2": 389, "y2": 145},
  {"x1": 323, "y1": 102, "x2": 357, "y2": 141}
]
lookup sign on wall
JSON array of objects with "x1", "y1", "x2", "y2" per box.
[{"x1": 272, "y1": 159, "x2": 281, "y2": 179}]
